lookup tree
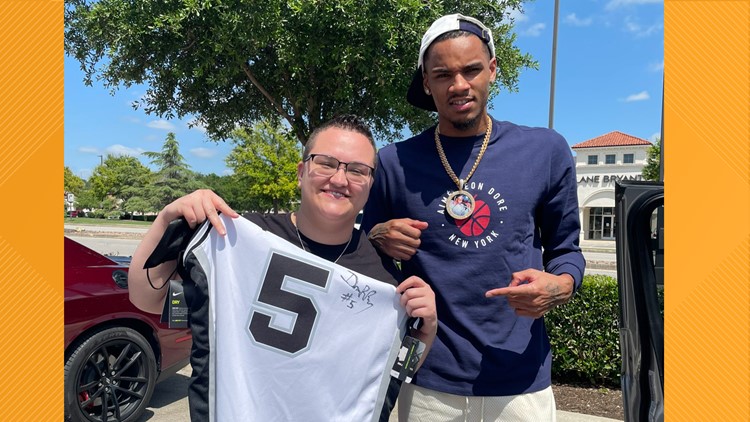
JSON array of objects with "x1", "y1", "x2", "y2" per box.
[
  {"x1": 64, "y1": 166, "x2": 85, "y2": 196},
  {"x1": 142, "y1": 132, "x2": 206, "y2": 210},
  {"x1": 73, "y1": 185, "x2": 101, "y2": 212},
  {"x1": 195, "y1": 173, "x2": 254, "y2": 212},
  {"x1": 88, "y1": 155, "x2": 152, "y2": 209},
  {"x1": 642, "y1": 138, "x2": 661, "y2": 181},
  {"x1": 226, "y1": 120, "x2": 300, "y2": 213},
  {"x1": 65, "y1": 0, "x2": 536, "y2": 145},
  {"x1": 195, "y1": 173, "x2": 225, "y2": 193},
  {"x1": 122, "y1": 195, "x2": 154, "y2": 217}
]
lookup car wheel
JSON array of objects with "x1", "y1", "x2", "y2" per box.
[{"x1": 64, "y1": 327, "x2": 157, "y2": 422}]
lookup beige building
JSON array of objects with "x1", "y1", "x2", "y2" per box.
[{"x1": 571, "y1": 131, "x2": 653, "y2": 241}]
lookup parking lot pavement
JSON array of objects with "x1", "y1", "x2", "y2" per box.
[
  {"x1": 67, "y1": 235, "x2": 140, "y2": 257},
  {"x1": 138, "y1": 365, "x2": 191, "y2": 422},
  {"x1": 141, "y1": 364, "x2": 621, "y2": 422}
]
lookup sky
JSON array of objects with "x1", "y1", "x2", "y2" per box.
[{"x1": 64, "y1": 0, "x2": 664, "y2": 180}]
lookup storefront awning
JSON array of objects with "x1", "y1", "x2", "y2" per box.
[{"x1": 582, "y1": 190, "x2": 615, "y2": 208}]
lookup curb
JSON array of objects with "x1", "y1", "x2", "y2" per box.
[{"x1": 558, "y1": 410, "x2": 623, "y2": 421}]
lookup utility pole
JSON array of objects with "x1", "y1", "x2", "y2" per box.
[
  {"x1": 659, "y1": 76, "x2": 664, "y2": 182},
  {"x1": 98, "y1": 155, "x2": 104, "y2": 166},
  {"x1": 548, "y1": 0, "x2": 560, "y2": 129}
]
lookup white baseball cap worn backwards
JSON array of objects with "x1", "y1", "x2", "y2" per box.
[{"x1": 406, "y1": 14, "x2": 496, "y2": 111}]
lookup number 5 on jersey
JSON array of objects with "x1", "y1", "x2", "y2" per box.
[{"x1": 248, "y1": 252, "x2": 329, "y2": 355}]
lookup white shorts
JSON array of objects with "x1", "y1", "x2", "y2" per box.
[{"x1": 397, "y1": 383, "x2": 556, "y2": 422}]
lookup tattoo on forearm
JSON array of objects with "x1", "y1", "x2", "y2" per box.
[{"x1": 368, "y1": 225, "x2": 387, "y2": 242}]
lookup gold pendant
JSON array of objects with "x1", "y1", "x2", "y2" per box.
[{"x1": 446, "y1": 190, "x2": 475, "y2": 220}]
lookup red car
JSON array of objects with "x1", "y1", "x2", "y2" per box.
[{"x1": 64, "y1": 237, "x2": 192, "y2": 422}]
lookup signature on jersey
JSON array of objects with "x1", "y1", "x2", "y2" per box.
[{"x1": 339, "y1": 271, "x2": 376, "y2": 313}]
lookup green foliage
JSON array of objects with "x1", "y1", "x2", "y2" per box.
[
  {"x1": 546, "y1": 275, "x2": 621, "y2": 387},
  {"x1": 88, "y1": 209, "x2": 107, "y2": 219},
  {"x1": 142, "y1": 132, "x2": 207, "y2": 210},
  {"x1": 65, "y1": 0, "x2": 537, "y2": 145},
  {"x1": 100, "y1": 196, "x2": 122, "y2": 218},
  {"x1": 66, "y1": 135, "x2": 210, "y2": 216},
  {"x1": 642, "y1": 138, "x2": 661, "y2": 181},
  {"x1": 73, "y1": 186, "x2": 101, "y2": 211},
  {"x1": 226, "y1": 120, "x2": 301, "y2": 212},
  {"x1": 547, "y1": 275, "x2": 664, "y2": 387},
  {"x1": 88, "y1": 155, "x2": 152, "y2": 201},
  {"x1": 121, "y1": 196, "x2": 153, "y2": 217},
  {"x1": 196, "y1": 172, "x2": 258, "y2": 212},
  {"x1": 64, "y1": 166, "x2": 85, "y2": 195}
]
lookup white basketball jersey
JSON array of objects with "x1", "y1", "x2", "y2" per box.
[{"x1": 183, "y1": 215, "x2": 407, "y2": 422}]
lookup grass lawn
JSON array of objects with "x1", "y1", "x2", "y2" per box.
[{"x1": 64, "y1": 217, "x2": 153, "y2": 227}]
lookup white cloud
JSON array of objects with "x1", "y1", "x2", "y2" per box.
[
  {"x1": 186, "y1": 118, "x2": 208, "y2": 134},
  {"x1": 650, "y1": 132, "x2": 661, "y2": 141},
  {"x1": 190, "y1": 147, "x2": 217, "y2": 159},
  {"x1": 624, "y1": 91, "x2": 650, "y2": 102},
  {"x1": 222, "y1": 169, "x2": 234, "y2": 176},
  {"x1": 625, "y1": 20, "x2": 640, "y2": 32},
  {"x1": 624, "y1": 17, "x2": 662, "y2": 37},
  {"x1": 650, "y1": 60, "x2": 664, "y2": 72},
  {"x1": 564, "y1": 13, "x2": 593, "y2": 27},
  {"x1": 106, "y1": 144, "x2": 146, "y2": 157},
  {"x1": 523, "y1": 23, "x2": 546, "y2": 37},
  {"x1": 639, "y1": 23, "x2": 662, "y2": 37},
  {"x1": 147, "y1": 119, "x2": 177, "y2": 130},
  {"x1": 606, "y1": 0, "x2": 662, "y2": 11},
  {"x1": 79, "y1": 147, "x2": 100, "y2": 154}
]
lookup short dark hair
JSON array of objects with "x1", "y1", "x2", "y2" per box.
[
  {"x1": 304, "y1": 114, "x2": 378, "y2": 169},
  {"x1": 422, "y1": 30, "x2": 493, "y2": 67}
]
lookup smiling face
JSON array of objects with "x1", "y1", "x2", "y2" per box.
[
  {"x1": 296, "y1": 126, "x2": 376, "y2": 228},
  {"x1": 422, "y1": 34, "x2": 496, "y2": 136}
]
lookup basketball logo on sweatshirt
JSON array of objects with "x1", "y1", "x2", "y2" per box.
[
  {"x1": 436, "y1": 181, "x2": 509, "y2": 250},
  {"x1": 455, "y1": 199, "x2": 490, "y2": 237}
]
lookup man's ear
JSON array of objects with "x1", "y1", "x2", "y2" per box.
[
  {"x1": 422, "y1": 69, "x2": 431, "y2": 95},
  {"x1": 488, "y1": 57, "x2": 497, "y2": 83}
]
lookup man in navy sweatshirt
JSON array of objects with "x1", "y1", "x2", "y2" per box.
[{"x1": 362, "y1": 14, "x2": 585, "y2": 421}]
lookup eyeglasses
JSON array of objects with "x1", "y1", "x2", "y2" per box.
[{"x1": 304, "y1": 154, "x2": 375, "y2": 184}]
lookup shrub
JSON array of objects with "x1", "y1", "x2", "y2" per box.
[
  {"x1": 546, "y1": 274, "x2": 621, "y2": 387},
  {"x1": 119, "y1": 213, "x2": 157, "y2": 222}
]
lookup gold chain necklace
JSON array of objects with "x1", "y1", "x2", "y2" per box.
[
  {"x1": 293, "y1": 214, "x2": 352, "y2": 263},
  {"x1": 434, "y1": 115, "x2": 492, "y2": 220}
]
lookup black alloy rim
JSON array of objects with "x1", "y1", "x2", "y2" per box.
[{"x1": 75, "y1": 339, "x2": 150, "y2": 421}]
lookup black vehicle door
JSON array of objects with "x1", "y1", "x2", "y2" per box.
[{"x1": 615, "y1": 180, "x2": 664, "y2": 422}]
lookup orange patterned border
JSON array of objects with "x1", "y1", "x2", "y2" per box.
[
  {"x1": 0, "y1": 1, "x2": 63, "y2": 420},
  {"x1": 0, "y1": 0, "x2": 748, "y2": 420},
  {"x1": 666, "y1": 0, "x2": 750, "y2": 420}
]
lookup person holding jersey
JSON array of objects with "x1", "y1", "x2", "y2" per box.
[
  {"x1": 129, "y1": 115, "x2": 437, "y2": 421},
  {"x1": 362, "y1": 14, "x2": 585, "y2": 421}
]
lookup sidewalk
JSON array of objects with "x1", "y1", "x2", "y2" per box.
[
  {"x1": 64, "y1": 223, "x2": 149, "y2": 234},
  {"x1": 558, "y1": 410, "x2": 622, "y2": 421},
  {"x1": 387, "y1": 409, "x2": 621, "y2": 421},
  {"x1": 580, "y1": 239, "x2": 616, "y2": 253}
]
